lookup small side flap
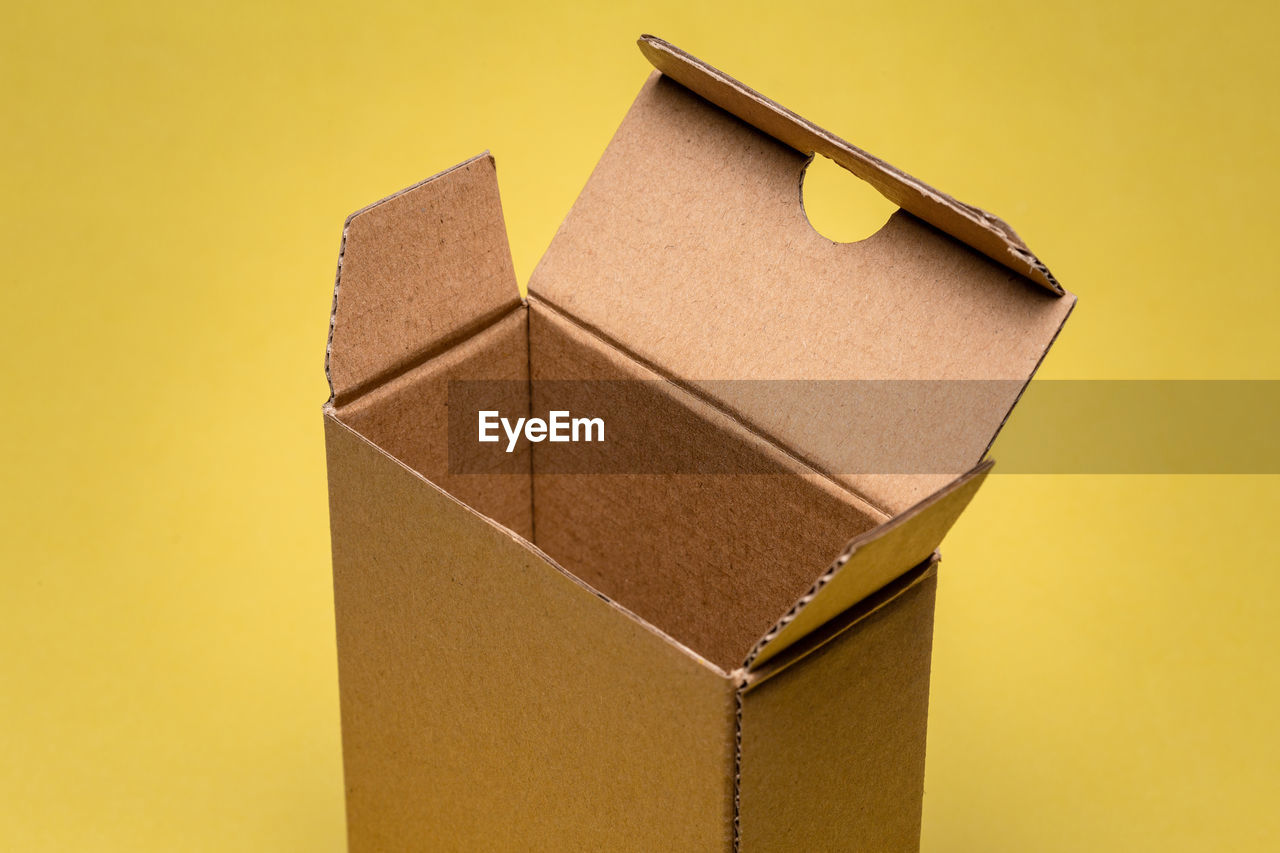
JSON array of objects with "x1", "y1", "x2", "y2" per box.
[
  {"x1": 327, "y1": 153, "x2": 521, "y2": 404},
  {"x1": 638, "y1": 35, "x2": 1062, "y2": 294},
  {"x1": 744, "y1": 461, "x2": 992, "y2": 671}
]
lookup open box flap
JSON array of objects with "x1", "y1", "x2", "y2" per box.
[
  {"x1": 327, "y1": 153, "x2": 521, "y2": 405},
  {"x1": 529, "y1": 41, "x2": 1074, "y2": 515},
  {"x1": 745, "y1": 461, "x2": 991, "y2": 671},
  {"x1": 638, "y1": 36, "x2": 1063, "y2": 294}
]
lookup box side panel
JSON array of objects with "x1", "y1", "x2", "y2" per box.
[
  {"x1": 529, "y1": 73, "x2": 1073, "y2": 515},
  {"x1": 739, "y1": 574, "x2": 938, "y2": 853},
  {"x1": 328, "y1": 152, "x2": 521, "y2": 403},
  {"x1": 528, "y1": 299, "x2": 885, "y2": 671},
  {"x1": 325, "y1": 415, "x2": 736, "y2": 852},
  {"x1": 335, "y1": 307, "x2": 532, "y2": 539}
]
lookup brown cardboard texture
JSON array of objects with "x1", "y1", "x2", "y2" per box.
[{"x1": 323, "y1": 35, "x2": 1074, "y2": 851}]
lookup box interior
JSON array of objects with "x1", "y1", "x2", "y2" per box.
[{"x1": 333, "y1": 298, "x2": 885, "y2": 672}]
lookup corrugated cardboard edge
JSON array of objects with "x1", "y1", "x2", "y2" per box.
[
  {"x1": 638, "y1": 35, "x2": 1065, "y2": 294},
  {"x1": 321, "y1": 408, "x2": 729, "y2": 679},
  {"x1": 743, "y1": 460, "x2": 993, "y2": 671},
  {"x1": 733, "y1": 555, "x2": 939, "y2": 692}
]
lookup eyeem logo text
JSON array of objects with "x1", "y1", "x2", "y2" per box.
[{"x1": 478, "y1": 410, "x2": 605, "y2": 453}]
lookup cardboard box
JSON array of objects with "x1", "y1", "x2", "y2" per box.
[{"x1": 323, "y1": 36, "x2": 1074, "y2": 851}]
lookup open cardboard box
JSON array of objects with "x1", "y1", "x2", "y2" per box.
[{"x1": 323, "y1": 36, "x2": 1074, "y2": 851}]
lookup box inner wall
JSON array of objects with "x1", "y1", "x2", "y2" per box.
[{"x1": 331, "y1": 300, "x2": 883, "y2": 670}]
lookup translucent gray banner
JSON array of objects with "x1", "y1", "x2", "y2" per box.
[{"x1": 446, "y1": 380, "x2": 1280, "y2": 475}]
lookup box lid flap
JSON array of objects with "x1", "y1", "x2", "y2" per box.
[
  {"x1": 638, "y1": 36, "x2": 1062, "y2": 294},
  {"x1": 327, "y1": 153, "x2": 521, "y2": 404},
  {"x1": 529, "y1": 39, "x2": 1074, "y2": 514},
  {"x1": 744, "y1": 461, "x2": 991, "y2": 671}
]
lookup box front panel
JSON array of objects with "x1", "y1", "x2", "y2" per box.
[{"x1": 325, "y1": 416, "x2": 736, "y2": 852}]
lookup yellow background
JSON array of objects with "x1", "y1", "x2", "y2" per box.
[{"x1": 3, "y1": 1, "x2": 1278, "y2": 850}]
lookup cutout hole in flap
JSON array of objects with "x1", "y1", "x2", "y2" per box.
[{"x1": 800, "y1": 154, "x2": 897, "y2": 244}]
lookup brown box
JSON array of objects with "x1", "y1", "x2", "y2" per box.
[{"x1": 323, "y1": 36, "x2": 1074, "y2": 851}]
